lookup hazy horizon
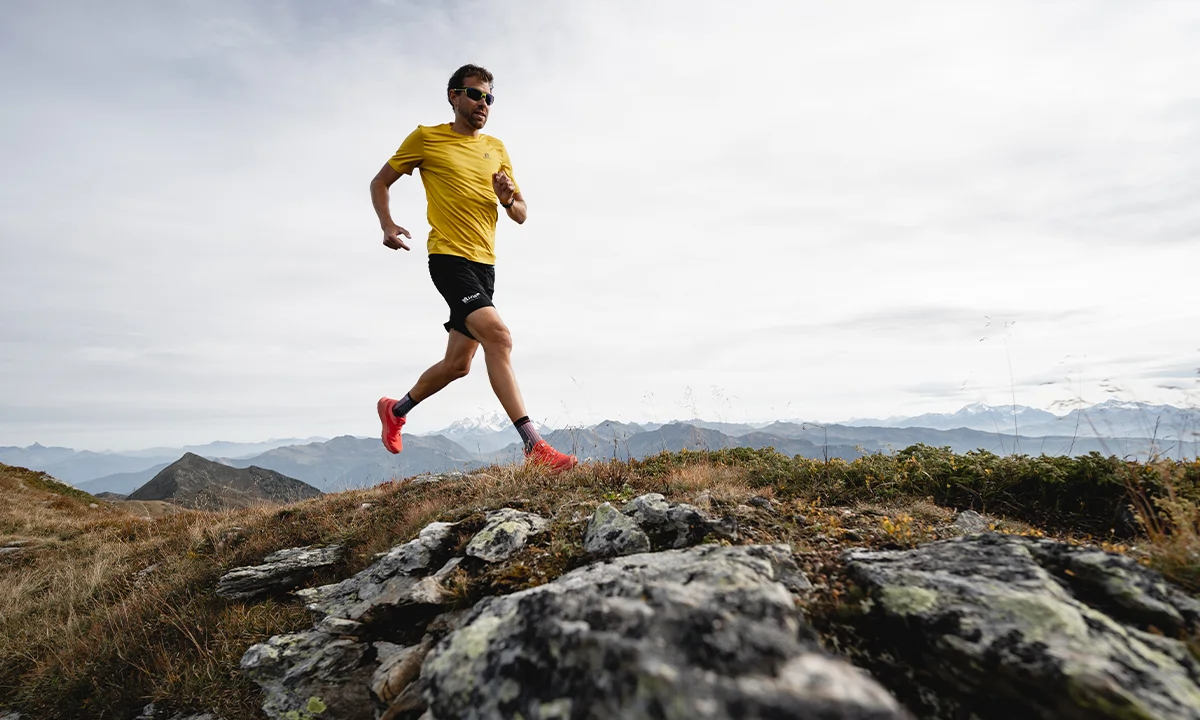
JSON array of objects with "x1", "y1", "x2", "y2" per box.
[{"x1": 6, "y1": 398, "x2": 1197, "y2": 454}]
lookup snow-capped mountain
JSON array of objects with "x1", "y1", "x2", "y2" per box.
[
  {"x1": 841, "y1": 401, "x2": 1199, "y2": 439},
  {"x1": 843, "y1": 403, "x2": 1057, "y2": 432},
  {"x1": 418, "y1": 411, "x2": 548, "y2": 455},
  {"x1": 1050, "y1": 401, "x2": 1200, "y2": 440}
]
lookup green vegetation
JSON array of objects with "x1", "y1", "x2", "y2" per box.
[{"x1": 637, "y1": 444, "x2": 1200, "y2": 537}]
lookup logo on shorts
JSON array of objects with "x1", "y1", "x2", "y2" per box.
[{"x1": 462, "y1": 293, "x2": 481, "y2": 304}]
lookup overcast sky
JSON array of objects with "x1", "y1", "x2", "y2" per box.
[{"x1": 2, "y1": 1, "x2": 1198, "y2": 451}]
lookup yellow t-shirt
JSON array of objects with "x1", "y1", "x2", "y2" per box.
[{"x1": 387, "y1": 123, "x2": 520, "y2": 265}]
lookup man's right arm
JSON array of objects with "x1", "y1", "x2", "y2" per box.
[{"x1": 370, "y1": 163, "x2": 413, "y2": 251}]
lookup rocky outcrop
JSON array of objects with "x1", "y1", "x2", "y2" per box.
[
  {"x1": 295, "y1": 522, "x2": 459, "y2": 622},
  {"x1": 621, "y1": 492, "x2": 736, "y2": 548},
  {"x1": 242, "y1": 522, "x2": 463, "y2": 720},
  {"x1": 421, "y1": 543, "x2": 892, "y2": 720},
  {"x1": 240, "y1": 619, "x2": 378, "y2": 720},
  {"x1": 216, "y1": 545, "x2": 344, "y2": 600},
  {"x1": 240, "y1": 504, "x2": 874, "y2": 720},
  {"x1": 841, "y1": 532, "x2": 1200, "y2": 720},
  {"x1": 465, "y1": 508, "x2": 548, "y2": 563},
  {"x1": 582, "y1": 501, "x2": 650, "y2": 558},
  {"x1": 237, "y1": 496, "x2": 1200, "y2": 720}
]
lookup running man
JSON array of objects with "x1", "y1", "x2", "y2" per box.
[{"x1": 369, "y1": 63, "x2": 578, "y2": 473}]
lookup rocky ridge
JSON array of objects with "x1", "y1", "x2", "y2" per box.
[{"x1": 214, "y1": 493, "x2": 1200, "y2": 720}]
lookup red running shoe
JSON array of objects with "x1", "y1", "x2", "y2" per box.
[
  {"x1": 377, "y1": 397, "x2": 406, "y2": 454},
  {"x1": 524, "y1": 440, "x2": 578, "y2": 473}
]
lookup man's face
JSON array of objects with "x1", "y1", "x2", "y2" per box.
[{"x1": 450, "y1": 76, "x2": 492, "y2": 130}]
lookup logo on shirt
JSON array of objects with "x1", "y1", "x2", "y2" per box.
[{"x1": 462, "y1": 293, "x2": 481, "y2": 304}]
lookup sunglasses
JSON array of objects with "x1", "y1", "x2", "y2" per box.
[{"x1": 452, "y1": 87, "x2": 495, "y2": 106}]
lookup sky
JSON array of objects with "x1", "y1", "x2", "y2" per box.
[{"x1": 2, "y1": 0, "x2": 1198, "y2": 451}]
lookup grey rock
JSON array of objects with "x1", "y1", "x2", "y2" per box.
[
  {"x1": 583, "y1": 502, "x2": 650, "y2": 558},
  {"x1": 241, "y1": 628, "x2": 376, "y2": 720},
  {"x1": 465, "y1": 508, "x2": 548, "y2": 563},
  {"x1": 131, "y1": 703, "x2": 225, "y2": 720},
  {"x1": 749, "y1": 496, "x2": 774, "y2": 510},
  {"x1": 843, "y1": 532, "x2": 1200, "y2": 720},
  {"x1": 1020, "y1": 537, "x2": 1200, "y2": 637},
  {"x1": 373, "y1": 637, "x2": 436, "y2": 717},
  {"x1": 953, "y1": 510, "x2": 989, "y2": 534},
  {"x1": 296, "y1": 522, "x2": 458, "y2": 621},
  {"x1": 622, "y1": 492, "x2": 737, "y2": 548},
  {"x1": 241, "y1": 522, "x2": 465, "y2": 720},
  {"x1": 421, "y1": 543, "x2": 895, "y2": 719},
  {"x1": 216, "y1": 545, "x2": 344, "y2": 600}
]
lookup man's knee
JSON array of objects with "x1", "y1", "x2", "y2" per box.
[
  {"x1": 447, "y1": 358, "x2": 472, "y2": 379},
  {"x1": 481, "y1": 325, "x2": 512, "y2": 354},
  {"x1": 467, "y1": 311, "x2": 513, "y2": 353}
]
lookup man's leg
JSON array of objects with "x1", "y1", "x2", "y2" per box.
[
  {"x1": 465, "y1": 307, "x2": 576, "y2": 471},
  {"x1": 463, "y1": 307, "x2": 525, "y2": 420},
  {"x1": 408, "y1": 330, "x2": 480, "y2": 402},
  {"x1": 378, "y1": 331, "x2": 478, "y2": 454}
]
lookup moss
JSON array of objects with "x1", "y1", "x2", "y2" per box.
[
  {"x1": 878, "y1": 585, "x2": 939, "y2": 616},
  {"x1": 991, "y1": 593, "x2": 1087, "y2": 643}
]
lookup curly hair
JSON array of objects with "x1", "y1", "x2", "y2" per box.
[{"x1": 447, "y1": 64, "x2": 494, "y2": 94}]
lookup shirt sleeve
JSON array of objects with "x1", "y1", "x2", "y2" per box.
[
  {"x1": 387, "y1": 126, "x2": 425, "y2": 175},
  {"x1": 497, "y1": 141, "x2": 521, "y2": 195}
]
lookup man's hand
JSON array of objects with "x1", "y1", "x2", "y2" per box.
[
  {"x1": 383, "y1": 223, "x2": 412, "y2": 251},
  {"x1": 492, "y1": 171, "x2": 516, "y2": 205}
]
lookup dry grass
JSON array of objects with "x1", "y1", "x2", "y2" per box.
[
  {"x1": 1126, "y1": 461, "x2": 1200, "y2": 593},
  {"x1": 2, "y1": 447, "x2": 1197, "y2": 719}
]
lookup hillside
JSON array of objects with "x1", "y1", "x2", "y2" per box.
[
  {"x1": 127, "y1": 453, "x2": 322, "y2": 511},
  {"x1": 1, "y1": 447, "x2": 1197, "y2": 719}
]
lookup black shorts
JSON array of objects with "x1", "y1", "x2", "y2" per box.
[{"x1": 428, "y1": 253, "x2": 496, "y2": 340}]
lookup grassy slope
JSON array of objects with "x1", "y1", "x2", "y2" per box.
[{"x1": 1, "y1": 447, "x2": 1197, "y2": 720}]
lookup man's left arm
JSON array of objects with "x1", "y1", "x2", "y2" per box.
[
  {"x1": 493, "y1": 148, "x2": 526, "y2": 224},
  {"x1": 505, "y1": 192, "x2": 527, "y2": 224}
]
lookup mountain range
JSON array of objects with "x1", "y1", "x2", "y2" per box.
[{"x1": 5, "y1": 401, "x2": 1196, "y2": 493}]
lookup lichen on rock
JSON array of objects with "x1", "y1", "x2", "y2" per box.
[
  {"x1": 420, "y1": 543, "x2": 901, "y2": 719},
  {"x1": 583, "y1": 501, "x2": 650, "y2": 558},
  {"x1": 465, "y1": 508, "x2": 549, "y2": 563},
  {"x1": 842, "y1": 532, "x2": 1200, "y2": 720}
]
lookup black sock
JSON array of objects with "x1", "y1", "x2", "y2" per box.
[
  {"x1": 392, "y1": 393, "x2": 419, "y2": 418},
  {"x1": 514, "y1": 416, "x2": 542, "y2": 453}
]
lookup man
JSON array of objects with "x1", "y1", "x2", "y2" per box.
[{"x1": 369, "y1": 63, "x2": 578, "y2": 473}]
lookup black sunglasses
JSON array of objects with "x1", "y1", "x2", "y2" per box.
[{"x1": 452, "y1": 87, "x2": 495, "y2": 106}]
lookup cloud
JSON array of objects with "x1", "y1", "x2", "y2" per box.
[{"x1": 2, "y1": 1, "x2": 1199, "y2": 449}]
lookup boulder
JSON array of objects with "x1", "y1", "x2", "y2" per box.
[
  {"x1": 420, "y1": 543, "x2": 895, "y2": 719},
  {"x1": 240, "y1": 626, "x2": 375, "y2": 720},
  {"x1": 216, "y1": 545, "x2": 344, "y2": 600},
  {"x1": 953, "y1": 510, "x2": 989, "y2": 534},
  {"x1": 621, "y1": 492, "x2": 736, "y2": 548},
  {"x1": 296, "y1": 522, "x2": 458, "y2": 622},
  {"x1": 465, "y1": 508, "x2": 548, "y2": 563},
  {"x1": 842, "y1": 532, "x2": 1200, "y2": 720},
  {"x1": 1021, "y1": 536, "x2": 1200, "y2": 637},
  {"x1": 583, "y1": 502, "x2": 650, "y2": 558}
]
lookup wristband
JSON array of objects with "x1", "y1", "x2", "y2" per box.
[{"x1": 501, "y1": 197, "x2": 515, "y2": 209}]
